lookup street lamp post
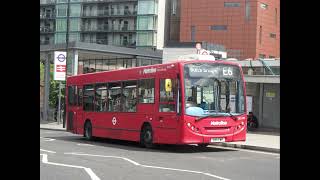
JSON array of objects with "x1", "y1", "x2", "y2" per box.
[{"x1": 62, "y1": 0, "x2": 70, "y2": 128}]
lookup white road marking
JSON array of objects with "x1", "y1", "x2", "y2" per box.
[
  {"x1": 40, "y1": 154, "x2": 100, "y2": 180},
  {"x1": 209, "y1": 145, "x2": 279, "y2": 156},
  {"x1": 64, "y1": 152, "x2": 230, "y2": 180},
  {"x1": 40, "y1": 137, "x2": 56, "y2": 141},
  {"x1": 40, "y1": 149, "x2": 56, "y2": 153},
  {"x1": 77, "y1": 143, "x2": 95, "y2": 147}
]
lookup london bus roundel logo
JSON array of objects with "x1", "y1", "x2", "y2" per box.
[
  {"x1": 57, "y1": 54, "x2": 66, "y2": 62},
  {"x1": 112, "y1": 117, "x2": 117, "y2": 125}
]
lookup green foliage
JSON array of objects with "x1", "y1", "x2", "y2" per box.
[
  {"x1": 40, "y1": 62, "x2": 45, "y2": 82},
  {"x1": 49, "y1": 81, "x2": 66, "y2": 108},
  {"x1": 41, "y1": 60, "x2": 66, "y2": 108}
]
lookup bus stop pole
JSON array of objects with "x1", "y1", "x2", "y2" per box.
[{"x1": 57, "y1": 82, "x2": 62, "y2": 125}]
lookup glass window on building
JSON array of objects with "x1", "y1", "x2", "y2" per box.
[
  {"x1": 132, "y1": 59, "x2": 136, "y2": 67},
  {"x1": 172, "y1": 0, "x2": 177, "y2": 15},
  {"x1": 70, "y1": 4, "x2": 81, "y2": 17},
  {"x1": 69, "y1": 32, "x2": 80, "y2": 42},
  {"x1": 138, "y1": 0, "x2": 156, "y2": 14},
  {"x1": 211, "y1": 25, "x2": 228, "y2": 31},
  {"x1": 270, "y1": 33, "x2": 276, "y2": 39},
  {"x1": 136, "y1": 32, "x2": 153, "y2": 46},
  {"x1": 124, "y1": 59, "x2": 132, "y2": 68},
  {"x1": 137, "y1": 16, "x2": 154, "y2": 30},
  {"x1": 55, "y1": 32, "x2": 66, "y2": 44},
  {"x1": 89, "y1": 60, "x2": 95, "y2": 73},
  {"x1": 224, "y1": 2, "x2": 241, "y2": 7},
  {"x1": 108, "y1": 82, "x2": 123, "y2": 112},
  {"x1": 78, "y1": 60, "x2": 83, "y2": 74},
  {"x1": 83, "y1": 60, "x2": 89, "y2": 73},
  {"x1": 109, "y1": 60, "x2": 116, "y2": 70},
  {"x1": 56, "y1": 4, "x2": 67, "y2": 17},
  {"x1": 245, "y1": 0, "x2": 250, "y2": 21},
  {"x1": 123, "y1": 81, "x2": 137, "y2": 112},
  {"x1": 56, "y1": 19, "x2": 67, "y2": 32},
  {"x1": 260, "y1": 3, "x2": 268, "y2": 10},
  {"x1": 57, "y1": 0, "x2": 67, "y2": 3},
  {"x1": 191, "y1": 26, "x2": 195, "y2": 42},
  {"x1": 139, "y1": 79, "x2": 155, "y2": 103},
  {"x1": 117, "y1": 59, "x2": 124, "y2": 69},
  {"x1": 103, "y1": 60, "x2": 109, "y2": 71},
  {"x1": 259, "y1": 54, "x2": 266, "y2": 58},
  {"x1": 69, "y1": 19, "x2": 80, "y2": 31},
  {"x1": 96, "y1": 60, "x2": 103, "y2": 71},
  {"x1": 139, "y1": 59, "x2": 151, "y2": 66}
]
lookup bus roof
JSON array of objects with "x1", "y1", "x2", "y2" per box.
[{"x1": 68, "y1": 59, "x2": 241, "y2": 80}]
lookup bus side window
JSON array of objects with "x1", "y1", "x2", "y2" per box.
[
  {"x1": 83, "y1": 85, "x2": 95, "y2": 111},
  {"x1": 68, "y1": 86, "x2": 76, "y2": 106},
  {"x1": 159, "y1": 79, "x2": 176, "y2": 112},
  {"x1": 78, "y1": 88, "x2": 83, "y2": 106},
  {"x1": 123, "y1": 80, "x2": 137, "y2": 112},
  {"x1": 108, "y1": 82, "x2": 122, "y2": 112},
  {"x1": 95, "y1": 84, "x2": 108, "y2": 112},
  {"x1": 138, "y1": 79, "x2": 155, "y2": 103}
]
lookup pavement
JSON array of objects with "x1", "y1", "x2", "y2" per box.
[
  {"x1": 40, "y1": 129, "x2": 280, "y2": 180},
  {"x1": 40, "y1": 120, "x2": 280, "y2": 153}
]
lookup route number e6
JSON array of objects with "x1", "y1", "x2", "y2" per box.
[{"x1": 223, "y1": 67, "x2": 233, "y2": 76}]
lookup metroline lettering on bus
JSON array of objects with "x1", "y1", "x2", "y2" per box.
[{"x1": 66, "y1": 55, "x2": 247, "y2": 148}]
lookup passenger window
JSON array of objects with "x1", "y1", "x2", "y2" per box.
[
  {"x1": 159, "y1": 79, "x2": 176, "y2": 112},
  {"x1": 160, "y1": 79, "x2": 175, "y2": 102},
  {"x1": 138, "y1": 79, "x2": 154, "y2": 103},
  {"x1": 108, "y1": 82, "x2": 122, "y2": 112},
  {"x1": 68, "y1": 86, "x2": 76, "y2": 106},
  {"x1": 83, "y1": 85, "x2": 95, "y2": 111},
  {"x1": 95, "y1": 84, "x2": 108, "y2": 112},
  {"x1": 78, "y1": 88, "x2": 83, "y2": 106},
  {"x1": 123, "y1": 81, "x2": 137, "y2": 112}
]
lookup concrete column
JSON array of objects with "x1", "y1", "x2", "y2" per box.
[
  {"x1": 43, "y1": 53, "x2": 51, "y2": 121},
  {"x1": 73, "y1": 50, "x2": 79, "y2": 75},
  {"x1": 258, "y1": 83, "x2": 264, "y2": 127}
]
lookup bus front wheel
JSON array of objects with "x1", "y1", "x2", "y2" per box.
[
  {"x1": 141, "y1": 125, "x2": 154, "y2": 148},
  {"x1": 84, "y1": 121, "x2": 93, "y2": 141},
  {"x1": 198, "y1": 143, "x2": 209, "y2": 148}
]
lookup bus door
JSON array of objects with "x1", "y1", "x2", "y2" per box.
[
  {"x1": 155, "y1": 77, "x2": 180, "y2": 144},
  {"x1": 74, "y1": 86, "x2": 83, "y2": 134}
]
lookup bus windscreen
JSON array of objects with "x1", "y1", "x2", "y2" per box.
[{"x1": 184, "y1": 63, "x2": 245, "y2": 117}]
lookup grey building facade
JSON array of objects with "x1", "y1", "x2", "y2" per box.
[{"x1": 40, "y1": 0, "x2": 161, "y2": 50}]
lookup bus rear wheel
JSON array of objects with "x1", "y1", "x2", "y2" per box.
[
  {"x1": 84, "y1": 121, "x2": 93, "y2": 141},
  {"x1": 141, "y1": 125, "x2": 154, "y2": 148}
]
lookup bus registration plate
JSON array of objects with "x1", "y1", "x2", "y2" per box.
[{"x1": 211, "y1": 138, "x2": 225, "y2": 142}]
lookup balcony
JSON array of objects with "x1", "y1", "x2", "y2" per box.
[
  {"x1": 82, "y1": 10, "x2": 137, "y2": 18},
  {"x1": 81, "y1": 25, "x2": 136, "y2": 33},
  {"x1": 40, "y1": 14, "x2": 56, "y2": 19},
  {"x1": 40, "y1": 26, "x2": 54, "y2": 33}
]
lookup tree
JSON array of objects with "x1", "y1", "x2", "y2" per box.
[{"x1": 40, "y1": 60, "x2": 65, "y2": 108}]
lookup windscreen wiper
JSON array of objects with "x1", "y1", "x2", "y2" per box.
[
  {"x1": 227, "y1": 112, "x2": 237, "y2": 120},
  {"x1": 195, "y1": 114, "x2": 220, "y2": 122}
]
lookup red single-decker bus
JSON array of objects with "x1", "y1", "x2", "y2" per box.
[{"x1": 66, "y1": 58, "x2": 247, "y2": 148}]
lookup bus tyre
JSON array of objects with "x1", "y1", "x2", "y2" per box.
[
  {"x1": 198, "y1": 144, "x2": 209, "y2": 148},
  {"x1": 141, "y1": 125, "x2": 154, "y2": 148},
  {"x1": 84, "y1": 122, "x2": 93, "y2": 141}
]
